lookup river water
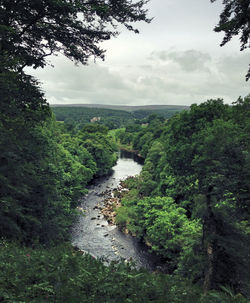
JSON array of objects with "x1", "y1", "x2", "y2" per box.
[{"x1": 71, "y1": 150, "x2": 163, "y2": 270}]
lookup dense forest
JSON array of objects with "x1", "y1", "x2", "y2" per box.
[
  {"x1": 114, "y1": 97, "x2": 250, "y2": 295},
  {"x1": 1, "y1": 0, "x2": 250, "y2": 302},
  {"x1": 51, "y1": 106, "x2": 185, "y2": 130}
]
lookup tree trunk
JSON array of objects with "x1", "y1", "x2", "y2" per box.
[
  {"x1": 203, "y1": 241, "x2": 215, "y2": 293},
  {"x1": 203, "y1": 186, "x2": 217, "y2": 294}
]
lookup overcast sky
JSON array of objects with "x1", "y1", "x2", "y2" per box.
[{"x1": 28, "y1": 0, "x2": 249, "y2": 106}]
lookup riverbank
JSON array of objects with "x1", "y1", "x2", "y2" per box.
[
  {"x1": 119, "y1": 146, "x2": 143, "y2": 159},
  {"x1": 108, "y1": 130, "x2": 144, "y2": 158},
  {"x1": 101, "y1": 180, "x2": 129, "y2": 227},
  {"x1": 72, "y1": 149, "x2": 169, "y2": 272}
]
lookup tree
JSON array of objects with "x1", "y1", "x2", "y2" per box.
[
  {"x1": 211, "y1": 0, "x2": 250, "y2": 80},
  {"x1": 0, "y1": 0, "x2": 150, "y2": 246},
  {"x1": 163, "y1": 99, "x2": 250, "y2": 293},
  {"x1": 0, "y1": 0, "x2": 150, "y2": 72},
  {"x1": 79, "y1": 124, "x2": 117, "y2": 175}
]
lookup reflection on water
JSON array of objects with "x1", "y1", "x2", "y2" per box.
[
  {"x1": 111, "y1": 150, "x2": 143, "y2": 185},
  {"x1": 119, "y1": 149, "x2": 144, "y2": 165}
]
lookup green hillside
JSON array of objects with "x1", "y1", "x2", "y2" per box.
[
  {"x1": 52, "y1": 103, "x2": 189, "y2": 111},
  {"x1": 51, "y1": 105, "x2": 187, "y2": 130}
]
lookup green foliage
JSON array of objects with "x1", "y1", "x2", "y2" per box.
[
  {"x1": 1, "y1": 0, "x2": 250, "y2": 298},
  {"x1": 115, "y1": 205, "x2": 134, "y2": 228},
  {"x1": 113, "y1": 114, "x2": 166, "y2": 158},
  {"x1": 1, "y1": 241, "x2": 248, "y2": 303},
  {"x1": 52, "y1": 107, "x2": 135, "y2": 131},
  {"x1": 133, "y1": 108, "x2": 184, "y2": 119},
  {"x1": 117, "y1": 97, "x2": 250, "y2": 296},
  {"x1": 0, "y1": 241, "x2": 173, "y2": 303},
  {"x1": 79, "y1": 124, "x2": 118, "y2": 176},
  {"x1": 0, "y1": 72, "x2": 118, "y2": 245},
  {"x1": 0, "y1": 111, "x2": 74, "y2": 244},
  {"x1": 118, "y1": 196, "x2": 201, "y2": 266},
  {"x1": 0, "y1": 73, "x2": 69, "y2": 244},
  {"x1": 0, "y1": 0, "x2": 150, "y2": 71},
  {"x1": 51, "y1": 106, "x2": 184, "y2": 132}
]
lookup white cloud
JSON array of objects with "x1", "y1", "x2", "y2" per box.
[
  {"x1": 150, "y1": 50, "x2": 212, "y2": 72},
  {"x1": 28, "y1": 49, "x2": 249, "y2": 106},
  {"x1": 27, "y1": 1, "x2": 249, "y2": 106}
]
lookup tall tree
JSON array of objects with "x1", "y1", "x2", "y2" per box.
[{"x1": 0, "y1": 0, "x2": 150, "y2": 245}]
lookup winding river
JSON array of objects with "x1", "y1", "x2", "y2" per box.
[{"x1": 71, "y1": 150, "x2": 163, "y2": 270}]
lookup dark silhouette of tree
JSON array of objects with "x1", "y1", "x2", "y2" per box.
[
  {"x1": 211, "y1": 0, "x2": 250, "y2": 80},
  {"x1": 0, "y1": 0, "x2": 150, "y2": 71}
]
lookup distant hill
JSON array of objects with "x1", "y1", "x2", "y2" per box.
[
  {"x1": 51, "y1": 104, "x2": 189, "y2": 130},
  {"x1": 51, "y1": 104, "x2": 189, "y2": 112}
]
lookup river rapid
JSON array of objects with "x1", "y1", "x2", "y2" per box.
[{"x1": 71, "y1": 150, "x2": 163, "y2": 271}]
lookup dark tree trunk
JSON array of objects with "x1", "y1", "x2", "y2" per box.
[{"x1": 203, "y1": 186, "x2": 217, "y2": 294}]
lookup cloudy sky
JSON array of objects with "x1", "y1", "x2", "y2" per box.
[{"x1": 28, "y1": 0, "x2": 249, "y2": 106}]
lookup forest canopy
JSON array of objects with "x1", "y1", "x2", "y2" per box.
[
  {"x1": 114, "y1": 96, "x2": 250, "y2": 295},
  {"x1": 0, "y1": 0, "x2": 150, "y2": 245}
]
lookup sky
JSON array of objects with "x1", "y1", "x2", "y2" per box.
[{"x1": 28, "y1": 0, "x2": 250, "y2": 106}]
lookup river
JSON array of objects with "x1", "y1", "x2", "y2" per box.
[{"x1": 71, "y1": 150, "x2": 164, "y2": 270}]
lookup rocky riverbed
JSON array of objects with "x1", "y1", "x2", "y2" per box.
[
  {"x1": 71, "y1": 150, "x2": 166, "y2": 271},
  {"x1": 101, "y1": 181, "x2": 129, "y2": 225}
]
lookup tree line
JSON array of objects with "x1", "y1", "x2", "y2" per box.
[
  {"x1": 0, "y1": 90, "x2": 117, "y2": 245},
  {"x1": 51, "y1": 106, "x2": 184, "y2": 131},
  {"x1": 115, "y1": 97, "x2": 250, "y2": 296}
]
